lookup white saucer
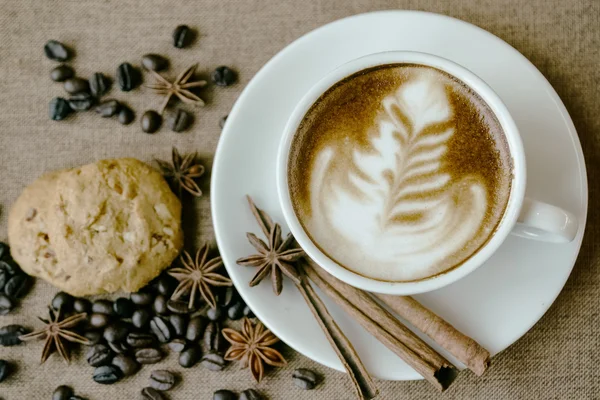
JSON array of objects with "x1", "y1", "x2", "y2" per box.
[{"x1": 211, "y1": 11, "x2": 587, "y2": 381}]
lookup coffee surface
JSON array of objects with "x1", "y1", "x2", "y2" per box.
[{"x1": 288, "y1": 64, "x2": 513, "y2": 281}]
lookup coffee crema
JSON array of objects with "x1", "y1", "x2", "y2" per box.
[{"x1": 288, "y1": 64, "x2": 513, "y2": 282}]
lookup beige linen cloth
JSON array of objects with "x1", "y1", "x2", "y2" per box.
[{"x1": 0, "y1": 1, "x2": 598, "y2": 399}]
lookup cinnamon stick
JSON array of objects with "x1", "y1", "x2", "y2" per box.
[
  {"x1": 304, "y1": 260, "x2": 457, "y2": 391},
  {"x1": 375, "y1": 294, "x2": 490, "y2": 376}
]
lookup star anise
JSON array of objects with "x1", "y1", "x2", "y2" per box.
[
  {"x1": 168, "y1": 243, "x2": 232, "y2": 309},
  {"x1": 222, "y1": 317, "x2": 286, "y2": 382},
  {"x1": 18, "y1": 307, "x2": 89, "y2": 364},
  {"x1": 146, "y1": 63, "x2": 207, "y2": 114},
  {"x1": 237, "y1": 196, "x2": 305, "y2": 295},
  {"x1": 155, "y1": 147, "x2": 205, "y2": 197}
]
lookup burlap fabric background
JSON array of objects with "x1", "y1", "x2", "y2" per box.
[{"x1": 0, "y1": 1, "x2": 598, "y2": 399}]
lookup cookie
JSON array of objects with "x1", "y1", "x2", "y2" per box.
[{"x1": 8, "y1": 158, "x2": 184, "y2": 296}]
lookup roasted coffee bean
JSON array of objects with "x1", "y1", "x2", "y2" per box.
[
  {"x1": 93, "y1": 364, "x2": 122, "y2": 384},
  {"x1": 0, "y1": 360, "x2": 11, "y2": 383},
  {"x1": 0, "y1": 295, "x2": 13, "y2": 315},
  {"x1": 168, "y1": 109, "x2": 192, "y2": 132},
  {"x1": 292, "y1": 368, "x2": 320, "y2": 390},
  {"x1": 149, "y1": 369, "x2": 176, "y2": 391},
  {"x1": 89, "y1": 72, "x2": 111, "y2": 97},
  {"x1": 44, "y1": 40, "x2": 71, "y2": 61},
  {"x1": 49, "y1": 97, "x2": 72, "y2": 121},
  {"x1": 132, "y1": 309, "x2": 151, "y2": 329},
  {"x1": 135, "y1": 348, "x2": 163, "y2": 364},
  {"x1": 243, "y1": 305, "x2": 255, "y2": 319},
  {"x1": 64, "y1": 78, "x2": 90, "y2": 94},
  {"x1": 141, "y1": 387, "x2": 165, "y2": 400},
  {"x1": 0, "y1": 269, "x2": 6, "y2": 292},
  {"x1": 0, "y1": 242, "x2": 8, "y2": 260},
  {"x1": 50, "y1": 65, "x2": 74, "y2": 82},
  {"x1": 240, "y1": 389, "x2": 264, "y2": 400},
  {"x1": 68, "y1": 92, "x2": 95, "y2": 111},
  {"x1": 142, "y1": 54, "x2": 169, "y2": 71},
  {"x1": 173, "y1": 25, "x2": 194, "y2": 48},
  {"x1": 179, "y1": 344, "x2": 201, "y2": 368},
  {"x1": 142, "y1": 110, "x2": 162, "y2": 133},
  {"x1": 73, "y1": 298, "x2": 91, "y2": 314},
  {"x1": 4, "y1": 274, "x2": 31, "y2": 298},
  {"x1": 117, "y1": 62, "x2": 140, "y2": 91},
  {"x1": 108, "y1": 340, "x2": 129, "y2": 354},
  {"x1": 201, "y1": 352, "x2": 226, "y2": 371},
  {"x1": 117, "y1": 106, "x2": 134, "y2": 125},
  {"x1": 212, "y1": 66, "x2": 237, "y2": 87},
  {"x1": 207, "y1": 307, "x2": 222, "y2": 321},
  {"x1": 52, "y1": 385, "x2": 73, "y2": 400},
  {"x1": 95, "y1": 99, "x2": 120, "y2": 117},
  {"x1": 156, "y1": 275, "x2": 177, "y2": 295},
  {"x1": 219, "y1": 115, "x2": 228, "y2": 129},
  {"x1": 213, "y1": 389, "x2": 237, "y2": 400},
  {"x1": 112, "y1": 354, "x2": 140, "y2": 376},
  {"x1": 88, "y1": 313, "x2": 111, "y2": 329},
  {"x1": 150, "y1": 316, "x2": 172, "y2": 343},
  {"x1": 113, "y1": 297, "x2": 134, "y2": 318},
  {"x1": 92, "y1": 299, "x2": 114, "y2": 315},
  {"x1": 153, "y1": 294, "x2": 168, "y2": 315},
  {"x1": 69, "y1": 396, "x2": 87, "y2": 400},
  {"x1": 126, "y1": 332, "x2": 154, "y2": 348},
  {"x1": 51, "y1": 292, "x2": 74, "y2": 312},
  {"x1": 185, "y1": 316, "x2": 206, "y2": 341},
  {"x1": 168, "y1": 338, "x2": 186, "y2": 352},
  {"x1": 203, "y1": 321, "x2": 224, "y2": 353},
  {"x1": 169, "y1": 314, "x2": 187, "y2": 337},
  {"x1": 0, "y1": 259, "x2": 21, "y2": 276},
  {"x1": 167, "y1": 299, "x2": 190, "y2": 314},
  {"x1": 227, "y1": 301, "x2": 245, "y2": 320},
  {"x1": 131, "y1": 291, "x2": 154, "y2": 306},
  {"x1": 83, "y1": 330, "x2": 103, "y2": 345},
  {"x1": 219, "y1": 286, "x2": 237, "y2": 308},
  {"x1": 0, "y1": 325, "x2": 29, "y2": 346},
  {"x1": 86, "y1": 344, "x2": 114, "y2": 367}
]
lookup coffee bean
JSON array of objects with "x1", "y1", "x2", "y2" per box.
[
  {"x1": 243, "y1": 305, "x2": 255, "y2": 319},
  {"x1": 112, "y1": 354, "x2": 140, "y2": 376},
  {"x1": 135, "y1": 348, "x2": 163, "y2": 364},
  {"x1": 207, "y1": 307, "x2": 222, "y2": 321},
  {"x1": 203, "y1": 321, "x2": 224, "y2": 353},
  {"x1": 156, "y1": 275, "x2": 177, "y2": 295},
  {"x1": 126, "y1": 332, "x2": 154, "y2": 348},
  {"x1": 44, "y1": 40, "x2": 71, "y2": 61},
  {"x1": 0, "y1": 269, "x2": 6, "y2": 292},
  {"x1": 51, "y1": 292, "x2": 74, "y2": 312},
  {"x1": 1, "y1": 260, "x2": 20, "y2": 277},
  {"x1": 89, "y1": 72, "x2": 111, "y2": 97},
  {"x1": 142, "y1": 54, "x2": 169, "y2": 71},
  {"x1": 113, "y1": 298, "x2": 134, "y2": 318},
  {"x1": 201, "y1": 352, "x2": 226, "y2": 371},
  {"x1": 0, "y1": 325, "x2": 29, "y2": 346},
  {"x1": 219, "y1": 286, "x2": 237, "y2": 308},
  {"x1": 0, "y1": 295, "x2": 13, "y2": 315},
  {"x1": 73, "y1": 298, "x2": 91, "y2": 314},
  {"x1": 219, "y1": 115, "x2": 228, "y2": 129},
  {"x1": 95, "y1": 99, "x2": 120, "y2": 117},
  {"x1": 117, "y1": 62, "x2": 140, "y2": 91},
  {"x1": 179, "y1": 344, "x2": 201, "y2": 368},
  {"x1": 64, "y1": 78, "x2": 90, "y2": 94},
  {"x1": 50, "y1": 65, "x2": 74, "y2": 82},
  {"x1": 92, "y1": 299, "x2": 114, "y2": 315},
  {"x1": 83, "y1": 330, "x2": 103, "y2": 345},
  {"x1": 4, "y1": 274, "x2": 31, "y2": 298},
  {"x1": 0, "y1": 243, "x2": 8, "y2": 260},
  {"x1": 149, "y1": 369, "x2": 176, "y2": 391},
  {"x1": 185, "y1": 316, "x2": 206, "y2": 341},
  {"x1": 168, "y1": 314, "x2": 187, "y2": 337},
  {"x1": 132, "y1": 309, "x2": 151, "y2": 329},
  {"x1": 168, "y1": 109, "x2": 192, "y2": 132},
  {"x1": 68, "y1": 92, "x2": 95, "y2": 111},
  {"x1": 49, "y1": 97, "x2": 72, "y2": 121},
  {"x1": 212, "y1": 66, "x2": 237, "y2": 87},
  {"x1": 173, "y1": 25, "x2": 194, "y2": 48},
  {"x1": 117, "y1": 106, "x2": 134, "y2": 125},
  {"x1": 93, "y1": 365, "x2": 122, "y2": 384},
  {"x1": 86, "y1": 344, "x2": 114, "y2": 367},
  {"x1": 167, "y1": 299, "x2": 191, "y2": 314},
  {"x1": 168, "y1": 338, "x2": 186, "y2": 352},
  {"x1": 131, "y1": 291, "x2": 154, "y2": 306},
  {"x1": 104, "y1": 324, "x2": 130, "y2": 344},
  {"x1": 52, "y1": 385, "x2": 73, "y2": 400},
  {"x1": 142, "y1": 110, "x2": 162, "y2": 133},
  {"x1": 227, "y1": 301, "x2": 245, "y2": 320},
  {"x1": 292, "y1": 368, "x2": 320, "y2": 390},
  {"x1": 153, "y1": 294, "x2": 168, "y2": 315},
  {"x1": 69, "y1": 396, "x2": 87, "y2": 400},
  {"x1": 141, "y1": 387, "x2": 165, "y2": 400},
  {"x1": 240, "y1": 389, "x2": 264, "y2": 400},
  {"x1": 108, "y1": 340, "x2": 129, "y2": 354},
  {"x1": 150, "y1": 316, "x2": 172, "y2": 343},
  {"x1": 0, "y1": 360, "x2": 11, "y2": 383},
  {"x1": 213, "y1": 389, "x2": 237, "y2": 400},
  {"x1": 89, "y1": 313, "x2": 111, "y2": 329}
]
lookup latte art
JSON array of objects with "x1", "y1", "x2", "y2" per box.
[{"x1": 289, "y1": 64, "x2": 512, "y2": 281}]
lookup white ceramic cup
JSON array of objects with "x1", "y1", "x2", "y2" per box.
[{"x1": 276, "y1": 51, "x2": 578, "y2": 295}]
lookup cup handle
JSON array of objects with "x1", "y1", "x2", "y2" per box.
[{"x1": 511, "y1": 198, "x2": 578, "y2": 243}]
